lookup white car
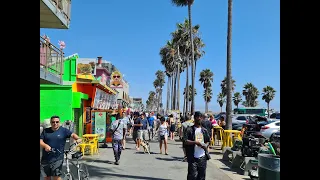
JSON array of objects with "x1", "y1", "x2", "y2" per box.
[
  {"x1": 232, "y1": 114, "x2": 254, "y2": 124},
  {"x1": 260, "y1": 121, "x2": 280, "y2": 139}
]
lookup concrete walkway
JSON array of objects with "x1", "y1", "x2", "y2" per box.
[{"x1": 40, "y1": 136, "x2": 245, "y2": 180}]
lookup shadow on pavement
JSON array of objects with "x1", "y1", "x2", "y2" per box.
[
  {"x1": 218, "y1": 159, "x2": 244, "y2": 175},
  {"x1": 86, "y1": 164, "x2": 170, "y2": 180},
  {"x1": 155, "y1": 156, "x2": 183, "y2": 162}
]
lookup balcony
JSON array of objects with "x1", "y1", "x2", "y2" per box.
[
  {"x1": 40, "y1": 0, "x2": 71, "y2": 29},
  {"x1": 40, "y1": 36, "x2": 64, "y2": 85}
]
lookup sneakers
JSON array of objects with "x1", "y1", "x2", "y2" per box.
[
  {"x1": 182, "y1": 156, "x2": 187, "y2": 162},
  {"x1": 115, "y1": 160, "x2": 120, "y2": 165}
]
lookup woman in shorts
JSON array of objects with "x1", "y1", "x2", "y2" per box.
[{"x1": 157, "y1": 116, "x2": 168, "y2": 155}]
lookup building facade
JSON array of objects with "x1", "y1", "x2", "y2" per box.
[{"x1": 40, "y1": 0, "x2": 72, "y2": 85}]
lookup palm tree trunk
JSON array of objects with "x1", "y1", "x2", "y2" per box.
[
  {"x1": 183, "y1": 89, "x2": 186, "y2": 116},
  {"x1": 267, "y1": 102, "x2": 270, "y2": 118},
  {"x1": 158, "y1": 90, "x2": 160, "y2": 113},
  {"x1": 173, "y1": 70, "x2": 178, "y2": 110},
  {"x1": 225, "y1": 0, "x2": 233, "y2": 130},
  {"x1": 171, "y1": 72, "x2": 175, "y2": 110},
  {"x1": 177, "y1": 63, "x2": 181, "y2": 111},
  {"x1": 205, "y1": 89, "x2": 208, "y2": 113},
  {"x1": 188, "y1": 3, "x2": 196, "y2": 115},
  {"x1": 185, "y1": 58, "x2": 189, "y2": 117},
  {"x1": 220, "y1": 106, "x2": 222, "y2": 112},
  {"x1": 166, "y1": 76, "x2": 170, "y2": 114},
  {"x1": 205, "y1": 101, "x2": 208, "y2": 113}
]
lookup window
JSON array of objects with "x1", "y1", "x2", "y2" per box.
[
  {"x1": 275, "y1": 122, "x2": 280, "y2": 126},
  {"x1": 270, "y1": 113, "x2": 277, "y2": 118},
  {"x1": 246, "y1": 109, "x2": 264, "y2": 114},
  {"x1": 236, "y1": 116, "x2": 247, "y2": 121}
]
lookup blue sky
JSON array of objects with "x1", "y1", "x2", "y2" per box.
[{"x1": 41, "y1": 0, "x2": 279, "y2": 112}]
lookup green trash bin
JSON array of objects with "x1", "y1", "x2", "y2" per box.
[{"x1": 258, "y1": 154, "x2": 280, "y2": 180}]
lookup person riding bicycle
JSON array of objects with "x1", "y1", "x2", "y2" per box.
[{"x1": 40, "y1": 115, "x2": 82, "y2": 180}]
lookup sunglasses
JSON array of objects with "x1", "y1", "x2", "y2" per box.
[
  {"x1": 51, "y1": 121, "x2": 60, "y2": 124},
  {"x1": 113, "y1": 76, "x2": 120, "y2": 78}
]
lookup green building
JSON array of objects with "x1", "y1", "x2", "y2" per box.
[{"x1": 40, "y1": 54, "x2": 88, "y2": 136}]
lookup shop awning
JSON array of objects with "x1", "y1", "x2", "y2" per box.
[{"x1": 77, "y1": 74, "x2": 94, "y2": 81}]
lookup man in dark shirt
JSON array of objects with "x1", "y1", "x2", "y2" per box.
[
  {"x1": 201, "y1": 114, "x2": 213, "y2": 146},
  {"x1": 184, "y1": 112, "x2": 210, "y2": 180},
  {"x1": 132, "y1": 112, "x2": 142, "y2": 150},
  {"x1": 139, "y1": 113, "x2": 149, "y2": 141},
  {"x1": 40, "y1": 115, "x2": 82, "y2": 180}
]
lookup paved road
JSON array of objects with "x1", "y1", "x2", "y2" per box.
[{"x1": 41, "y1": 136, "x2": 233, "y2": 180}]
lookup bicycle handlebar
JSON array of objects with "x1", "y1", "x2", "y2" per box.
[{"x1": 48, "y1": 142, "x2": 80, "y2": 154}]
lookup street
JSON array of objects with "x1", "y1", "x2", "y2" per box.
[{"x1": 41, "y1": 136, "x2": 234, "y2": 180}]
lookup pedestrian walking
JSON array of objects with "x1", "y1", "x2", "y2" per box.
[
  {"x1": 157, "y1": 116, "x2": 169, "y2": 155},
  {"x1": 184, "y1": 111, "x2": 210, "y2": 180},
  {"x1": 110, "y1": 114, "x2": 126, "y2": 165}
]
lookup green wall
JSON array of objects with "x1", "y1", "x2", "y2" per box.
[
  {"x1": 63, "y1": 53, "x2": 78, "y2": 81},
  {"x1": 40, "y1": 85, "x2": 73, "y2": 123}
]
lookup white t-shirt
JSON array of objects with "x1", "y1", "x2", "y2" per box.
[{"x1": 194, "y1": 127, "x2": 205, "y2": 158}]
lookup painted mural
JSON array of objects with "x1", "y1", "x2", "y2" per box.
[{"x1": 110, "y1": 71, "x2": 123, "y2": 88}]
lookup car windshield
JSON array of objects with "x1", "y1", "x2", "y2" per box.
[
  {"x1": 276, "y1": 113, "x2": 280, "y2": 119},
  {"x1": 237, "y1": 116, "x2": 247, "y2": 120}
]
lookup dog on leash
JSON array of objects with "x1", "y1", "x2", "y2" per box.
[{"x1": 140, "y1": 140, "x2": 150, "y2": 154}]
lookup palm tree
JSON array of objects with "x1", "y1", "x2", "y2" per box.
[
  {"x1": 224, "y1": 0, "x2": 234, "y2": 130},
  {"x1": 242, "y1": 83, "x2": 259, "y2": 107},
  {"x1": 172, "y1": 0, "x2": 197, "y2": 115},
  {"x1": 262, "y1": 86, "x2": 276, "y2": 118},
  {"x1": 160, "y1": 42, "x2": 174, "y2": 113},
  {"x1": 171, "y1": 19, "x2": 205, "y2": 115},
  {"x1": 203, "y1": 88, "x2": 213, "y2": 113},
  {"x1": 153, "y1": 70, "x2": 166, "y2": 113},
  {"x1": 232, "y1": 92, "x2": 242, "y2": 108},
  {"x1": 199, "y1": 69, "x2": 214, "y2": 113},
  {"x1": 183, "y1": 85, "x2": 197, "y2": 113},
  {"x1": 147, "y1": 91, "x2": 156, "y2": 111},
  {"x1": 221, "y1": 76, "x2": 236, "y2": 97},
  {"x1": 217, "y1": 92, "x2": 226, "y2": 112}
]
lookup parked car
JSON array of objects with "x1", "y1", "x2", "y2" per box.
[
  {"x1": 231, "y1": 115, "x2": 254, "y2": 130},
  {"x1": 232, "y1": 114, "x2": 254, "y2": 124},
  {"x1": 260, "y1": 121, "x2": 280, "y2": 139},
  {"x1": 269, "y1": 112, "x2": 280, "y2": 121}
]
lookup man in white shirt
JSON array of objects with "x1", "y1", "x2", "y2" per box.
[{"x1": 184, "y1": 112, "x2": 210, "y2": 180}]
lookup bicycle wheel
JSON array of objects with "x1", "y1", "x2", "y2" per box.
[
  {"x1": 64, "y1": 172, "x2": 76, "y2": 180},
  {"x1": 79, "y1": 164, "x2": 89, "y2": 180}
]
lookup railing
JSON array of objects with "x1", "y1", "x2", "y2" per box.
[
  {"x1": 40, "y1": 36, "x2": 64, "y2": 82},
  {"x1": 50, "y1": 0, "x2": 71, "y2": 25}
]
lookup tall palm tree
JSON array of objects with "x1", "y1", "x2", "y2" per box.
[
  {"x1": 232, "y1": 92, "x2": 242, "y2": 108},
  {"x1": 203, "y1": 88, "x2": 213, "y2": 113},
  {"x1": 221, "y1": 76, "x2": 236, "y2": 97},
  {"x1": 147, "y1": 91, "x2": 156, "y2": 111},
  {"x1": 160, "y1": 41, "x2": 175, "y2": 113},
  {"x1": 217, "y1": 92, "x2": 226, "y2": 112},
  {"x1": 199, "y1": 69, "x2": 214, "y2": 113},
  {"x1": 225, "y1": 0, "x2": 234, "y2": 130},
  {"x1": 172, "y1": 0, "x2": 196, "y2": 115},
  {"x1": 171, "y1": 19, "x2": 205, "y2": 115},
  {"x1": 153, "y1": 70, "x2": 166, "y2": 113},
  {"x1": 262, "y1": 86, "x2": 276, "y2": 118},
  {"x1": 183, "y1": 85, "x2": 197, "y2": 113},
  {"x1": 242, "y1": 82, "x2": 259, "y2": 107}
]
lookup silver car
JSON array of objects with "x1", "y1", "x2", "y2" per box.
[{"x1": 260, "y1": 121, "x2": 280, "y2": 139}]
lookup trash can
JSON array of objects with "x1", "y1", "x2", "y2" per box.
[{"x1": 258, "y1": 154, "x2": 280, "y2": 180}]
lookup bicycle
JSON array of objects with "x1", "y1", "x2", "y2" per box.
[{"x1": 48, "y1": 142, "x2": 89, "y2": 180}]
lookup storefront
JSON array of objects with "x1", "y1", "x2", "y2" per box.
[{"x1": 73, "y1": 78, "x2": 118, "y2": 142}]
